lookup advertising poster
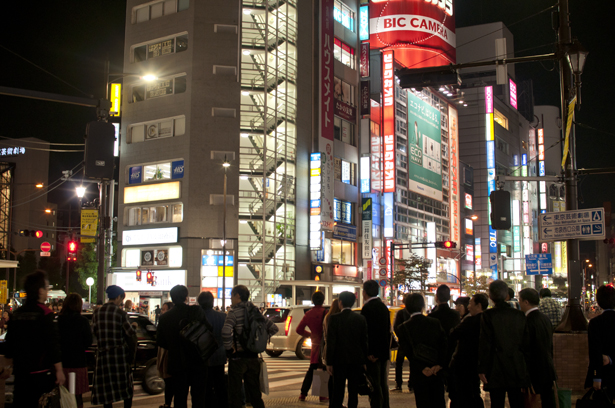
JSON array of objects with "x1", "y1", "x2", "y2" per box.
[
  {"x1": 319, "y1": 0, "x2": 335, "y2": 231},
  {"x1": 448, "y1": 106, "x2": 459, "y2": 243},
  {"x1": 407, "y1": 91, "x2": 443, "y2": 201},
  {"x1": 382, "y1": 50, "x2": 396, "y2": 192},
  {"x1": 362, "y1": 197, "x2": 373, "y2": 259}
]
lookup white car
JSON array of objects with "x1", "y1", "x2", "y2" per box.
[{"x1": 264, "y1": 305, "x2": 328, "y2": 359}]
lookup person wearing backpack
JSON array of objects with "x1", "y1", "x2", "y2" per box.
[
  {"x1": 222, "y1": 285, "x2": 279, "y2": 408},
  {"x1": 157, "y1": 285, "x2": 208, "y2": 408}
]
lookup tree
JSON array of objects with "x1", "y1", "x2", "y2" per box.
[
  {"x1": 392, "y1": 253, "x2": 432, "y2": 294},
  {"x1": 75, "y1": 243, "x2": 99, "y2": 303},
  {"x1": 463, "y1": 273, "x2": 490, "y2": 295}
]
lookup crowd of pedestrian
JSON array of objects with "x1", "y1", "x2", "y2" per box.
[{"x1": 4, "y1": 269, "x2": 615, "y2": 408}]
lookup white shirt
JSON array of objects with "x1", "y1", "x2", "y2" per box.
[
  {"x1": 525, "y1": 307, "x2": 539, "y2": 316},
  {"x1": 365, "y1": 296, "x2": 379, "y2": 304},
  {"x1": 410, "y1": 312, "x2": 423, "y2": 318}
]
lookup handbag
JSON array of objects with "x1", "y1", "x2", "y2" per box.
[
  {"x1": 576, "y1": 388, "x2": 614, "y2": 408},
  {"x1": 311, "y1": 369, "x2": 330, "y2": 397},
  {"x1": 259, "y1": 356, "x2": 269, "y2": 395},
  {"x1": 522, "y1": 386, "x2": 541, "y2": 408},
  {"x1": 59, "y1": 386, "x2": 78, "y2": 408},
  {"x1": 38, "y1": 387, "x2": 61, "y2": 408},
  {"x1": 357, "y1": 368, "x2": 374, "y2": 396},
  {"x1": 179, "y1": 318, "x2": 219, "y2": 363}
]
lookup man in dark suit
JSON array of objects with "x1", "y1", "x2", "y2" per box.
[
  {"x1": 478, "y1": 280, "x2": 529, "y2": 408},
  {"x1": 198, "y1": 291, "x2": 228, "y2": 407},
  {"x1": 326, "y1": 291, "x2": 368, "y2": 408},
  {"x1": 397, "y1": 293, "x2": 447, "y2": 408},
  {"x1": 430, "y1": 285, "x2": 461, "y2": 335},
  {"x1": 518, "y1": 288, "x2": 557, "y2": 408},
  {"x1": 448, "y1": 293, "x2": 488, "y2": 408},
  {"x1": 393, "y1": 299, "x2": 412, "y2": 391},
  {"x1": 157, "y1": 285, "x2": 208, "y2": 408},
  {"x1": 585, "y1": 285, "x2": 615, "y2": 398},
  {"x1": 361, "y1": 280, "x2": 391, "y2": 408}
]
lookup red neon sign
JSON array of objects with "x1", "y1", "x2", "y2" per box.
[{"x1": 382, "y1": 50, "x2": 395, "y2": 193}]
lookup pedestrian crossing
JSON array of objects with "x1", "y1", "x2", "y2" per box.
[{"x1": 263, "y1": 355, "x2": 410, "y2": 391}]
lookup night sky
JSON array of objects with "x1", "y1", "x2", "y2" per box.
[{"x1": 1, "y1": 1, "x2": 613, "y2": 210}]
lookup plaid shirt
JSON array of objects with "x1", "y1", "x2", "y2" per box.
[{"x1": 538, "y1": 297, "x2": 562, "y2": 329}]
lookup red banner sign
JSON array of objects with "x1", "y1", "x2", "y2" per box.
[{"x1": 334, "y1": 99, "x2": 356, "y2": 123}]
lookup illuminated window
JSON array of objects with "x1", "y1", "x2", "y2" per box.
[
  {"x1": 493, "y1": 108, "x2": 509, "y2": 130},
  {"x1": 334, "y1": 117, "x2": 355, "y2": 145},
  {"x1": 333, "y1": 198, "x2": 353, "y2": 224},
  {"x1": 133, "y1": 0, "x2": 189, "y2": 24},
  {"x1": 132, "y1": 33, "x2": 188, "y2": 62},
  {"x1": 333, "y1": 0, "x2": 355, "y2": 31},
  {"x1": 334, "y1": 77, "x2": 355, "y2": 106},
  {"x1": 124, "y1": 181, "x2": 181, "y2": 204},
  {"x1": 333, "y1": 38, "x2": 355, "y2": 69},
  {"x1": 331, "y1": 240, "x2": 355, "y2": 265},
  {"x1": 131, "y1": 75, "x2": 187, "y2": 102},
  {"x1": 125, "y1": 203, "x2": 183, "y2": 226},
  {"x1": 128, "y1": 116, "x2": 185, "y2": 144},
  {"x1": 334, "y1": 157, "x2": 356, "y2": 186}
]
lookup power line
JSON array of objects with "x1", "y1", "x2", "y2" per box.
[{"x1": 0, "y1": 136, "x2": 85, "y2": 146}]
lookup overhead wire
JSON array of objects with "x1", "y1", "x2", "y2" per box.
[
  {"x1": 0, "y1": 136, "x2": 85, "y2": 146},
  {"x1": 9, "y1": 163, "x2": 84, "y2": 208}
]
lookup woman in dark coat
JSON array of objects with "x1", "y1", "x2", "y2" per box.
[
  {"x1": 58, "y1": 293, "x2": 93, "y2": 408},
  {"x1": 92, "y1": 285, "x2": 137, "y2": 408}
]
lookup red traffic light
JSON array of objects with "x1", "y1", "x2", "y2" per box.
[
  {"x1": 68, "y1": 241, "x2": 77, "y2": 252},
  {"x1": 136, "y1": 270, "x2": 142, "y2": 282},
  {"x1": 146, "y1": 272, "x2": 153, "y2": 284},
  {"x1": 435, "y1": 240, "x2": 457, "y2": 249},
  {"x1": 35, "y1": 230, "x2": 43, "y2": 238}
]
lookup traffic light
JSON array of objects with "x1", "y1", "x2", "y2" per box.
[
  {"x1": 490, "y1": 190, "x2": 511, "y2": 230},
  {"x1": 435, "y1": 240, "x2": 457, "y2": 249},
  {"x1": 19, "y1": 229, "x2": 43, "y2": 238},
  {"x1": 85, "y1": 121, "x2": 115, "y2": 180},
  {"x1": 146, "y1": 271, "x2": 153, "y2": 284},
  {"x1": 67, "y1": 241, "x2": 78, "y2": 262},
  {"x1": 313, "y1": 265, "x2": 324, "y2": 281},
  {"x1": 136, "y1": 269, "x2": 142, "y2": 282}
]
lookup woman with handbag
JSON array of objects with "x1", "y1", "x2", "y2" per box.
[
  {"x1": 58, "y1": 293, "x2": 93, "y2": 408},
  {"x1": 91, "y1": 285, "x2": 137, "y2": 408},
  {"x1": 397, "y1": 293, "x2": 447, "y2": 408}
]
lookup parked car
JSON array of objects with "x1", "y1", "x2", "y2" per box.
[
  {"x1": 83, "y1": 312, "x2": 163, "y2": 395},
  {"x1": 264, "y1": 305, "x2": 329, "y2": 360}
]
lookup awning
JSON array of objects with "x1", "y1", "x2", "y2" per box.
[{"x1": 0, "y1": 260, "x2": 18, "y2": 268}]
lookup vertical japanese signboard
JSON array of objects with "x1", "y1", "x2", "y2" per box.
[
  {"x1": 449, "y1": 106, "x2": 459, "y2": 244},
  {"x1": 320, "y1": 0, "x2": 335, "y2": 231},
  {"x1": 485, "y1": 86, "x2": 497, "y2": 277},
  {"x1": 362, "y1": 197, "x2": 373, "y2": 259},
  {"x1": 382, "y1": 50, "x2": 395, "y2": 193},
  {"x1": 370, "y1": 101, "x2": 382, "y2": 192},
  {"x1": 310, "y1": 153, "x2": 323, "y2": 249}
]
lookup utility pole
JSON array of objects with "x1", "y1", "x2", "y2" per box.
[
  {"x1": 556, "y1": 0, "x2": 587, "y2": 331},
  {"x1": 97, "y1": 181, "x2": 108, "y2": 303}
]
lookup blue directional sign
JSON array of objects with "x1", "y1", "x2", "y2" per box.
[
  {"x1": 525, "y1": 254, "x2": 553, "y2": 275},
  {"x1": 538, "y1": 207, "x2": 605, "y2": 241}
]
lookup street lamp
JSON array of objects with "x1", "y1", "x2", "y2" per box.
[
  {"x1": 221, "y1": 157, "x2": 230, "y2": 309},
  {"x1": 86, "y1": 277, "x2": 94, "y2": 305},
  {"x1": 35, "y1": 183, "x2": 44, "y2": 189},
  {"x1": 76, "y1": 185, "x2": 86, "y2": 198},
  {"x1": 566, "y1": 39, "x2": 589, "y2": 105}
]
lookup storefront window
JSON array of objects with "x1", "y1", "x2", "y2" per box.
[
  {"x1": 331, "y1": 239, "x2": 354, "y2": 265},
  {"x1": 125, "y1": 203, "x2": 183, "y2": 226},
  {"x1": 334, "y1": 116, "x2": 355, "y2": 145}
]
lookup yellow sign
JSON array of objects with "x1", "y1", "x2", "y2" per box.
[
  {"x1": 110, "y1": 83, "x2": 122, "y2": 117},
  {"x1": 0, "y1": 280, "x2": 7, "y2": 304},
  {"x1": 81, "y1": 209, "x2": 99, "y2": 243},
  {"x1": 561, "y1": 96, "x2": 577, "y2": 170}
]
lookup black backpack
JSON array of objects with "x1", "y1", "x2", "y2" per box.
[{"x1": 238, "y1": 305, "x2": 269, "y2": 353}]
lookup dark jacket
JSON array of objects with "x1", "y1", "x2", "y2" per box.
[
  {"x1": 6, "y1": 302, "x2": 61, "y2": 375},
  {"x1": 449, "y1": 313, "x2": 481, "y2": 374},
  {"x1": 397, "y1": 314, "x2": 447, "y2": 380},
  {"x1": 430, "y1": 303, "x2": 461, "y2": 335},
  {"x1": 58, "y1": 312, "x2": 93, "y2": 368},
  {"x1": 204, "y1": 307, "x2": 227, "y2": 367},
  {"x1": 326, "y1": 309, "x2": 368, "y2": 366},
  {"x1": 585, "y1": 310, "x2": 615, "y2": 388},
  {"x1": 157, "y1": 302, "x2": 207, "y2": 374},
  {"x1": 478, "y1": 302, "x2": 530, "y2": 390},
  {"x1": 525, "y1": 309, "x2": 556, "y2": 389},
  {"x1": 361, "y1": 297, "x2": 391, "y2": 360}
]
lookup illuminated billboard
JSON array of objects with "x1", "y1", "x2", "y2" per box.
[
  {"x1": 366, "y1": 0, "x2": 456, "y2": 68},
  {"x1": 407, "y1": 91, "x2": 442, "y2": 201},
  {"x1": 382, "y1": 50, "x2": 396, "y2": 193}
]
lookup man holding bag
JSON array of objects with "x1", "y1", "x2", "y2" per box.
[{"x1": 296, "y1": 291, "x2": 329, "y2": 402}]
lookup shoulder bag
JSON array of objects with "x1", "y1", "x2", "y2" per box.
[{"x1": 179, "y1": 317, "x2": 219, "y2": 363}]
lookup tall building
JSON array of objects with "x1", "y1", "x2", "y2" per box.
[{"x1": 114, "y1": 0, "x2": 365, "y2": 306}]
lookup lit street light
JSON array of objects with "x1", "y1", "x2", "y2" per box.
[
  {"x1": 86, "y1": 277, "x2": 94, "y2": 305},
  {"x1": 221, "y1": 156, "x2": 230, "y2": 309}
]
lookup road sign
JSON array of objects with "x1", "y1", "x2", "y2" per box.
[
  {"x1": 379, "y1": 257, "x2": 387, "y2": 266},
  {"x1": 538, "y1": 207, "x2": 605, "y2": 241},
  {"x1": 379, "y1": 279, "x2": 388, "y2": 287},
  {"x1": 379, "y1": 268, "x2": 387, "y2": 276},
  {"x1": 525, "y1": 254, "x2": 553, "y2": 275},
  {"x1": 40, "y1": 252, "x2": 51, "y2": 257},
  {"x1": 40, "y1": 241, "x2": 51, "y2": 252}
]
